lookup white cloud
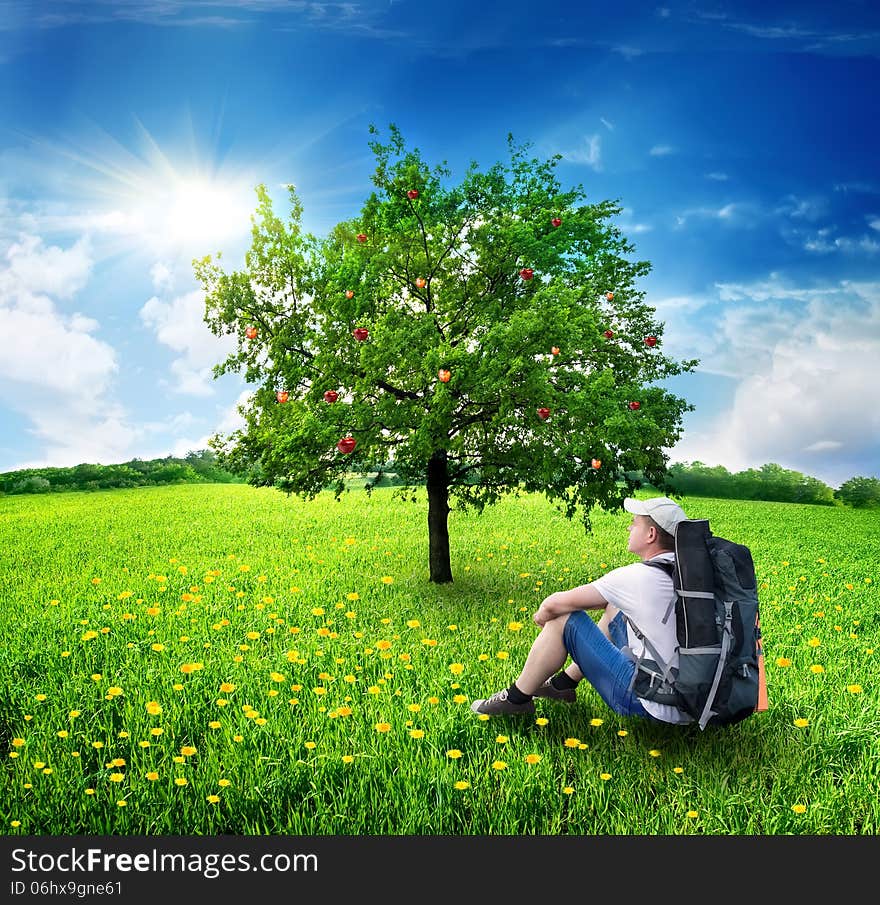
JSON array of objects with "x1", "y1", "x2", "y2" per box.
[
  {"x1": 869, "y1": 217, "x2": 880, "y2": 231},
  {"x1": 706, "y1": 172, "x2": 728, "y2": 181},
  {"x1": 0, "y1": 232, "x2": 152, "y2": 468},
  {"x1": 649, "y1": 144, "x2": 675, "y2": 156},
  {"x1": 560, "y1": 135, "x2": 602, "y2": 171},
  {"x1": 600, "y1": 117, "x2": 614, "y2": 132},
  {"x1": 4, "y1": 233, "x2": 92, "y2": 299},
  {"x1": 667, "y1": 279, "x2": 880, "y2": 485},
  {"x1": 139, "y1": 289, "x2": 238, "y2": 396}
]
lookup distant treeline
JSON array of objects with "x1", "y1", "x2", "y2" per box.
[
  {"x1": 664, "y1": 461, "x2": 880, "y2": 509},
  {"x1": 0, "y1": 450, "x2": 244, "y2": 495},
  {"x1": 1, "y1": 452, "x2": 878, "y2": 509}
]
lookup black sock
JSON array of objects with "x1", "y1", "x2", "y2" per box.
[
  {"x1": 550, "y1": 672, "x2": 579, "y2": 691},
  {"x1": 506, "y1": 682, "x2": 532, "y2": 704}
]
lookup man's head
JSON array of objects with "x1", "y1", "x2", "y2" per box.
[{"x1": 623, "y1": 496, "x2": 688, "y2": 556}]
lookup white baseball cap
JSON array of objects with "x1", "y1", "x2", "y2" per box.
[{"x1": 623, "y1": 496, "x2": 688, "y2": 535}]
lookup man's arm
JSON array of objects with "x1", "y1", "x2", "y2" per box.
[{"x1": 534, "y1": 583, "x2": 608, "y2": 627}]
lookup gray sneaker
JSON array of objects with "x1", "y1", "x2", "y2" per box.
[
  {"x1": 532, "y1": 679, "x2": 577, "y2": 703},
  {"x1": 470, "y1": 688, "x2": 535, "y2": 716}
]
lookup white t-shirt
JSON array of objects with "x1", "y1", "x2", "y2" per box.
[{"x1": 591, "y1": 552, "x2": 693, "y2": 724}]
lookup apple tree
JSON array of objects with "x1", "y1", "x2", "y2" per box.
[{"x1": 195, "y1": 125, "x2": 697, "y2": 583}]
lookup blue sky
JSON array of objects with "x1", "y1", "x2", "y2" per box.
[{"x1": 1, "y1": 1, "x2": 878, "y2": 488}]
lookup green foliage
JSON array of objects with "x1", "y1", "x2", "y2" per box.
[
  {"x1": 197, "y1": 125, "x2": 697, "y2": 534},
  {"x1": 666, "y1": 461, "x2": 837, "y2": 506},
  {"x1": 835, "y1": 476, "x2": 880, "y2": 509},
  {"x1": 0, "y1": 449, "x2": 242, "y2": 495}
]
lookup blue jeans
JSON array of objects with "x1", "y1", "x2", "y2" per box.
[{"x1": 562, "y1": 611, "x2": 653, "y2": 718}]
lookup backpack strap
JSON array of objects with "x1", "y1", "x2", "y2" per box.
[{"x1": 642, "y1": 559, "x2": 678, "y2": 625}]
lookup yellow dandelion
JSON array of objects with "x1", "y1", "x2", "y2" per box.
[
  {"x1": 564, "y1": 738, "x2": 580, "y2": 748},
  {"x1": 346, "y1": 593, "x2": 360, "y2": 601},
  {"x1": 428, "y1": 696, "x2": 440, "y2": 705},
  {"x1": 151, "y1": 643, "x2": 165, "y2": 652},
  {"x1": 590, "y1": 718, "x2": 604, "y2": 727},
  {"x1": 341, "y1": 755, "x2": 355, "y2": 764},
  {"x1": 206, "y1": 795, "x2": 220, "y2": 804},
  {"x1": 375, "y1": 722, "x2": 391, "y2": 733},
  {"x1": 449, "y1": 663, "x2": 464, "y2": 675},
  {"x1": 673, "y1": 767, "x2": 684, "y2": 774},
  {"x1": 794, "y1": 718, "x2": 809, "y2": 728},
  {"x1": 649, "y1": 749, "x2": 662, "y2": 758},
  {"x1": 10, "y1": 820, "x2": 21, "y2": 827},
  {"x1": 208, "y1": 721, "x2": 221, "y2": 729},
  {"x1": 336, "y1": 706, "x2": 353, "y2": 717},
  {"x1": 406, "y1": 619, "x2": 421, "y2": 628},
  {"x1": 495, "y1": 735, "x2": 509, "y2": 744},
  {"x1": 454, "y1": 781, "x2": 470, "y2": 790},
  {"x1": 492, "y1": 761, "x2": 507, "y2": 771},
  {"x1": 91, "y1": 741, "x2": 104, "y2": 749},
  {"x1": 180, "y1": 746, "x2": 197, "y2": 756},
  {"x1": 150, "y1": 728, "x2": 164, "y2": 737},
  {"x1": 218, "y1": 778, "x2": 231, "y2": 787},
  {"x1": 12, "y1": 738, "x2": 25, "y2": 747},
  {"x1": 408, "y1": 729, "x2": 424, "y2": 739},
  {"x1": 496, "y1": 651, "x2": 509, "y2": 660},
  {"x1": 507, "y1": 622, "x2": 523, "y2": 632},
  {"x1": 810, "y1": 665, "x2": 825, "y2": 673},
  {"x1": 535, "y1": 717, "x2": 549, "y2": 727},
  {"x1": 146, "y1": 701, "x2": 162, "y2": 715},
  {"x1": 109, "y1": 773, "x2": 125, "y2": 783},
  {"x1": 524, "y1": 754, "x2": 542, "y2": 765},
  {"x1": 686, "y1": 810, "x2": 699, "y2": 819},
  {"x1": 381, "y1": 576, "x2": 394, "y2": 584},
  {"x1": 35, "y1": 693, "x2": 47, "y2": 702},
  {"x1": 446, "y1": 749, "x2": 463, "y2": 759},
  {"x1": 792, "y1": 804, "x2": 807, "y2": 814},
  {"x1": 562, "y1": 786, "x2": 574, "y2": 795},
  {"x1": 174, "y1": 777, "x2": 188, "y2": 787},
  {"x1": 600, "y1": 773, "x2": 612, "y2": 781},
  {"x1": 617, "y1": 730, "x2": 628, "y2": 737},
  {"x1": 116, "y1": 800, "x2": 127, "y2": 807},
  {"x1": 85, "y1": 788, "x2": 95, "y2": 795},
  {"x1": 146, "y1": 772, "x2": 159, "y2": 782},
  {"x1": 304, "y1": 741, "x2": 317, "y2": 750},
  {"x1": 847, "y1": 684, "x2": 863, "y2": 694},
  {"x1": 452, "y1": 694, "x2": 468, "y2": 704},
  {"x1": 776, "y1": 657, "x2": 792, "y2": 667}
]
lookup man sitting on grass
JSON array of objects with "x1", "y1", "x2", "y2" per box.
[{"x1": 470, "y1": 496, "x2": 694, "y2": 725}]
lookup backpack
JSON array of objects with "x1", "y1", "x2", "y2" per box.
[{"x1": 624, "y1": 519, "x2": 764, "y2": 730}]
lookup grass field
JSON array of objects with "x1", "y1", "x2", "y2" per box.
[{"x1": 1, "y1": 483, "x2": 877, "y2": 835}]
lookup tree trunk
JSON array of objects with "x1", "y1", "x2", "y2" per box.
[{"x1": 426, "y1": 450, "x2": 453, "y2": 583}]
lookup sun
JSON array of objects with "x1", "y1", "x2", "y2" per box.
[
  {"x1": 161, "y1": 174, "x2": 255, "y2": 251},
  {"x1": 37, "y1": 119, "x2": 262, "y2": 262}
]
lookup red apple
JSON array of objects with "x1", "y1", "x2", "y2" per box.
[
  {"x1": 591, "y1": 458, "x2": 602, "y2": 469},
  {"x1": 415, "y1": 277, "x2": 426, "y2": 288},
  {"x1": 603, "y1": 329, "x2": 614, "y2": 339},
  {"x1": 537, "y1": 407, "x2": 551, "y2": 420},
  {"x1": 551, "y1": 217, "x2": 562, "y2": 227},
  {"x1": 645, "y1": 335, "x2": 657, "y2": 347},
  {"x1": 407, "y1": 189, "x2": 419, "y2": 200},
  {"x1": 336, "y1": 436, "x2": 356, "y2": 454},
  {"x1": 520, "y1": 268, "x2": 534, "y2": 280},
  {"x1": 606, "y1": 291, "x2": 614, "y2": 301},
  {"x1": 353, "y1": 328, "x2": 369, "y2": 342},
  {"x1": 551, "y1": 346, "x2": 560, "y2": 355},
  {"x1": 345, "y1": 289, "x2": 354, "y2": 299},
  {"x1": 356, "y1": 233, "x2": 367, "y2": 243},
  {"x1": 323, "y1": 390, "x2": 339, "y2": 404},
  {"x1": 276, "y1": 390, "x2": 289, "y2": 404},
  {"x1": 628, "y1": 401, "x2": 641, "y2": 410},
  {"x1": 438, "y1": 368, "x2": 451, "y2": 383},
  {"x1": 245, "y1": 326, "x2": 258, "y2": 340}
]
